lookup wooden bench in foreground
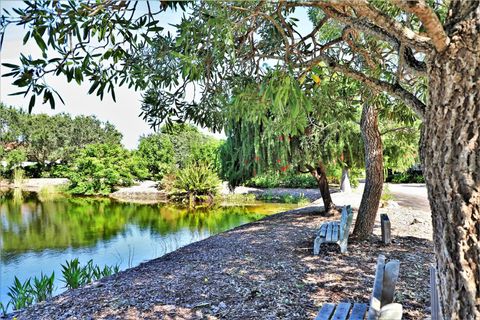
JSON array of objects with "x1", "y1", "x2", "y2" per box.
[
  {"x1": 430, "y1": 266, "x2": 442, "y2": 320},
  {"x1": 313, "y1": 205, "x2": 353, "y2": 254},
  {"x1": 315, "y1": 254, "x2": 403, "y2": 320}
]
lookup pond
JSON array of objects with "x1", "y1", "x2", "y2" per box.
[{"x1": 0, "y1": 190, "x2": 298, "y2": 309}]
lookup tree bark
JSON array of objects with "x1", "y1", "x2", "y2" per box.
[
  {"x1": 340, "y1": 166, "x2": 352, "y2": 193},
  {"x1": 352, "y1": 102, "x2": 384, "y2": 240},
  {"x1": 307, "y1": 161, "x2": 336, "y2": 215},
  {"x1": 422, "y1": 5, "x2": 480, "y2": 318}
]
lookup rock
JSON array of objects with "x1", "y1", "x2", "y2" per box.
[
  {"x1": 386, "y1": 200, "x2": 400, "y2": 208},
  {"x1": 410, "y1": 218, "x2": 423, "y2": 224},
  {"x1": 219, "y1": 301, "x2": 227, "y2": 309}
]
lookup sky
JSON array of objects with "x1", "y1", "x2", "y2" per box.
[
  {"x1": 0, "y1": 1, "x2": 312, "y2": 149},
  {"x1": 0, "y1": 1, "x2": 192, "y2": 149}
]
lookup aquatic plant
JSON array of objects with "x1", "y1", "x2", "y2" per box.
[
  {"x1": 61, "y1": 258, "x2": 83, "y2": 289},
  {"x1": 0, "y1": 302, "x2": 10, "y2": 317},
  {"x1": 1, "y1": 259, "x2": 120, "y2": 314},
  {"x1": 61, "y1": 258, "x2": 120, "y2": 290},
  {"x1": 12, "y1": 168, "x2": 24, "y2": 188},
  {"x1": 37, "y1": 185, "x2": 64, "y2": 202},
  {"x1": 7, "y1": 277, "x2": 34, "y2": 311},
  {"x1": 32, "y1": 272, "x2": 55, "y2": 302}
]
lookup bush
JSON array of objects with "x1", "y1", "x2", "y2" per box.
[
  {"x1": 163, "y1": 162, "x2": 221, "y2": 205},
  {"x1": 244, "y1": 166, "x2": 362, "y2": 189},
  {"x1": 389, "y1": 172, "x2": 425, "y2": 183},
  {"x1": 66, "y1": 144, "x2": 149, "y2": 195},
  {"x1": 256, "y1": 192, "x2": 310, "y2": 204},
  {"x1": 245, "y1": 171, "x2": 317, "y2": 188},
  {"x1": 136, "y1": 134, "x2": 175, "y2": 180}
]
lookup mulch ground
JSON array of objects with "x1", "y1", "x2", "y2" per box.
[{"x1": 13, "y1": 205, "x2": 433, "y2": 320}]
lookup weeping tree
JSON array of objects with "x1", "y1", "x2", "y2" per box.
[
  {"x1": 1, "y1": 1, "x2": 479, "y2": 317},
  {"x1": 220, "y1": 69, "x2": 364, "y2": 214}
]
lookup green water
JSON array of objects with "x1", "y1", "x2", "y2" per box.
[{"x1": 0, "y1": 190, "x2": 298, "y2": 308}]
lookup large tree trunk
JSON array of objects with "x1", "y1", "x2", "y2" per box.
[
  {"x1": 352, "y1": 102, "x2": 384, "y2": 239},
  {"x1": 423, "y1": 5, "x2": 480, "y2": 318},
  {"x1": 307, "y1": 162, "x2": 336, "y2": 215}
]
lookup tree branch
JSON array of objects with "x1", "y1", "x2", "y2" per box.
[
  {"x1": 229, "y1": 5, "x2": 292, "y2": 63},
  {"x1": 287, "y1": 1, "x2": 433, "y2": 53},
  {"x1": 381, "y1": 126, "x2": 417, "y2": 135},
  {"x1": 303, "y1": 54, "x2": 426, "y2": 119},
  {"x1": 392, "y1": 0, "x2": 449, "y2": 52}
]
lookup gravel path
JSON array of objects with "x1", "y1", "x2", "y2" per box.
[{"x1": 11, "y1": 184, "x2": 434, "y2": 320}]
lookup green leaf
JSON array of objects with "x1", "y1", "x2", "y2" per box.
[
  {"x1": 33, "y1": 31, "x2": 47, "y2": 52},
  {"x1": 2, "y1": 63, "x2": 19, "y2": 69},
  {"x1": 28, "y1": 94, "x2": 36, "y2": 112},
  {"x1": 23, "y1": 31, "x2": 30, "y2": 45}
]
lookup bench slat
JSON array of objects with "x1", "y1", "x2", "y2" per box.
[
  {"x1": 331, "y1": 302, "x2": 351, "y2": 320},
  {"x1": 349, "y1": 303, "x2": 368, "y2": 320},
  {"x1": 382, "y1": 260, "x2": 400, "y2": 305},
  {"x1": 326, "y1": 222, "x2": 334, "y2": 242},
  {"x1": 332, "y1": 223, "x2": 339, "y2": 242},
  {"x1": 320, "y1": 223, "x2": 328, "y2": 238},
  {"x1": 430, "y1": 266, "x2": 441, "y2": 320},
  {"x1": 315, "y1": 303, "x2": 336, "y2": 320},
  {"x1": 368, "y1": 255, "x2": 386, "y2": 320}
]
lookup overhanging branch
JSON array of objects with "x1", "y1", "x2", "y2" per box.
[
  {"x1": 304, "y1": 54, "x2": 426, "y2": 119},
  {"x1": 392, "y1": 0, "x2": 449, "y2": 52}
]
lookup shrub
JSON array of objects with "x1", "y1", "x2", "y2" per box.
[
  {"x1": 390, "y1": 172, "x2": 425, "y2": 183},
  {"x1": 244, "y1": 171, "x2": 317, "y2": 189},
  {"x1": 244, "y1": 167, "x2": 362, "y2": 189},
  {"x1": 163, "y1": 162, "x2": 221, "y2": 205},
  {"x1": 381, "y1": 184, "x2": 395, "y2": 203},
  {"x1": 244, "y1": 171, "x2": 317, "y2": 188},
  {"x1": 136, "y1": 134, "x2": 175, "y2": 180},
  {"x1": 66, "y1": 144, "x2": 149, "y2": 195},
  {"x1": 256, "y1": 192, "x2": 310, "y2": 204}
]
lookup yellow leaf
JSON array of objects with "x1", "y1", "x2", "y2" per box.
[
  {"x1": 317, "y1": 61, "x2": 327, "y2": 68},
  {"x1": 299, "y1": 75, "x2": 306, "y2": 85},
  {"x1": 312, "y1": 74, "x2": 321, "y2": 84}
]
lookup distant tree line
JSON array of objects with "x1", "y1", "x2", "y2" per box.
[
  {"x1": 0, "y1": 103, "x2": 122, "y2": 166},
  {"x1": 0, "y1": 104, "x2": 223, "y2": 196}
]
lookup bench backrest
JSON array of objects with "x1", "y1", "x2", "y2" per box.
[
  {"x1": 367, "y1": 254, "x2": 400, "y2": 320},
  {"x1": 430, "y1": 266, "x2": 442, "y2": 320},
  {"x1": 339, "y1": 205, "x2": 353, "y2": 240}
]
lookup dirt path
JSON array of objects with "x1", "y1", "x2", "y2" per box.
[
  {"x1": 13, "y1": 184, "x2": 434, "y2": 320},
  {"x1": 387, "y1": 183, "x2": 430, "y2": 211}
]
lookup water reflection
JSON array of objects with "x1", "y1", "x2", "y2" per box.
[{"x1": 0, "y1": 190, "x2": 297, "y2": 307}]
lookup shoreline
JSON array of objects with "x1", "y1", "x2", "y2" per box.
[{"x1": 0, "y1": 178, "x2": 326, "y2": 204}]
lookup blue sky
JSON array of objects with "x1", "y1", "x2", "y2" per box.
[
  {"x1": 0, "y1": 1, "x2": 312, "y2": 149},
  {"x1": 0, "y1": 1, "x2": 186, "y2": 149}
]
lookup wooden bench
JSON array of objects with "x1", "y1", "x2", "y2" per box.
[
  {"x1": 430, "y1": 266, "x2": 442, "y2": 320},
  {"x1": 314, "y1": 255, "x2": 403, "y2": 320},
  {"x1": 313, "y1": 205, "x2": 353, "y2": 254}
]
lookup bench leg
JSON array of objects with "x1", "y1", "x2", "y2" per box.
[
  {"x1": 314, "y1": 237, "x2": 323, "y2": 255},
  {"x1": 339, "y1": 239, "x2": 348, "y2": 253}
]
